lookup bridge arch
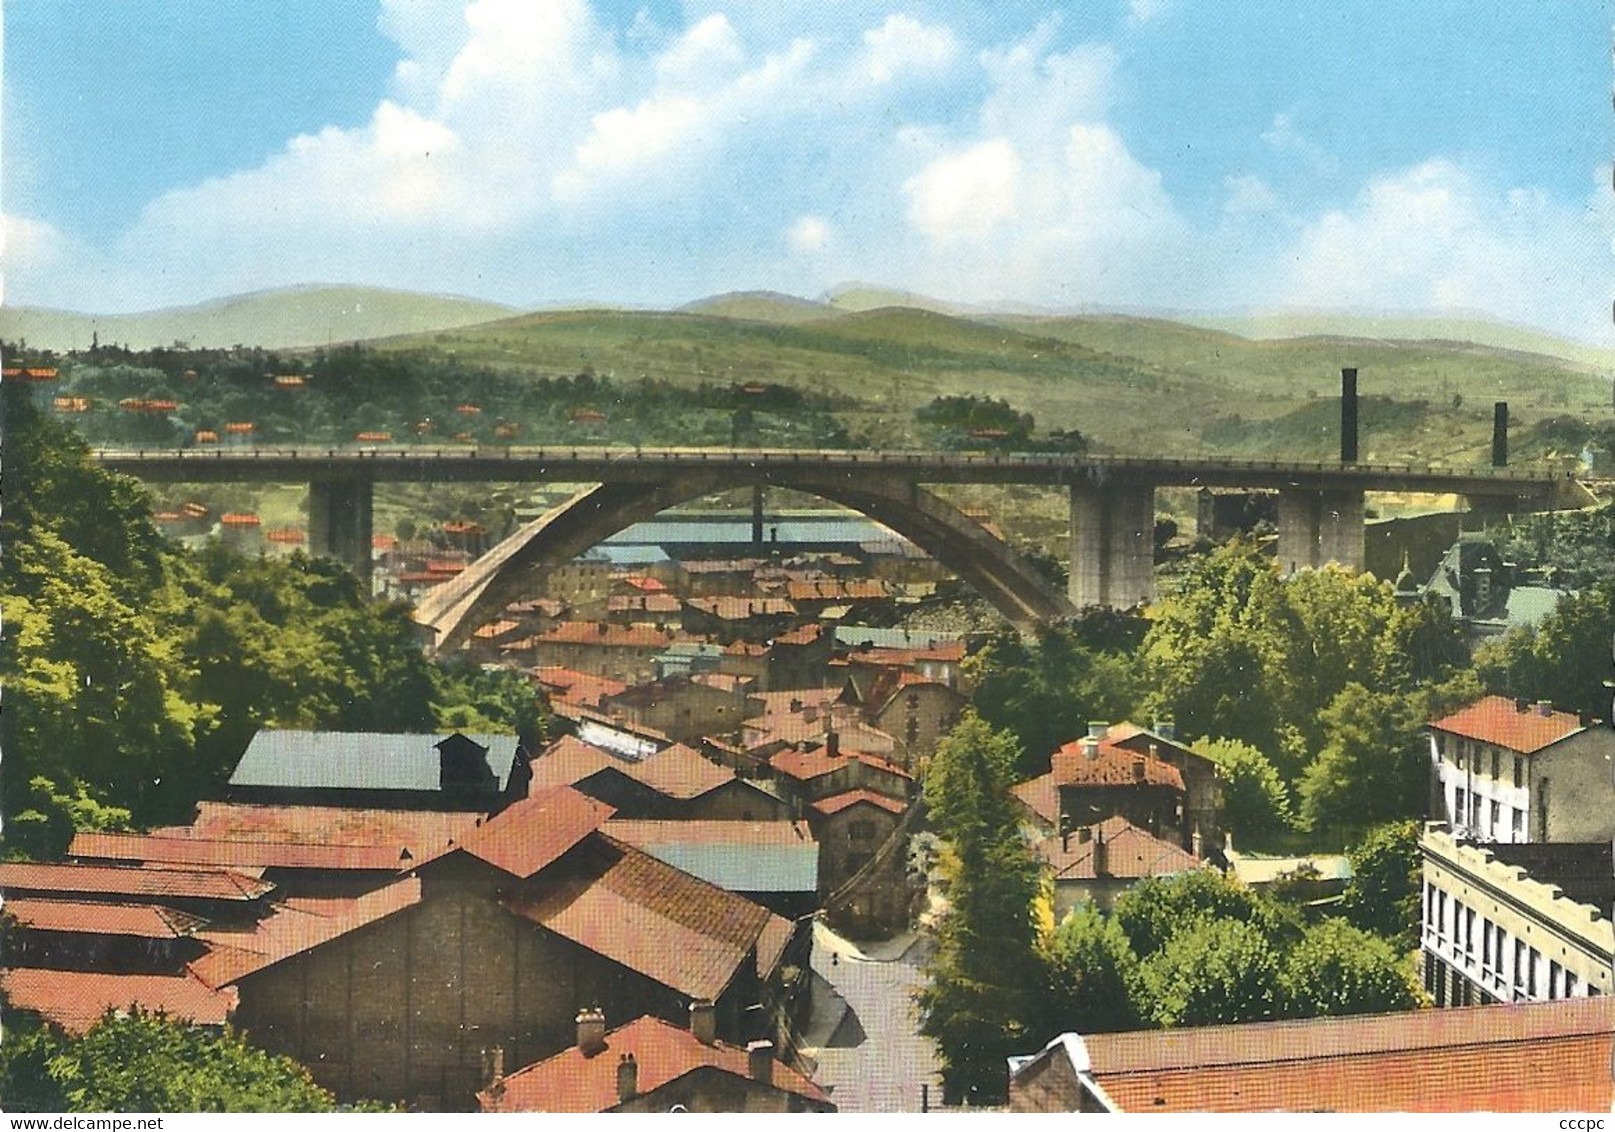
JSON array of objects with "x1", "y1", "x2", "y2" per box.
[{"x1": 414, "y1": 468, "x2": 1075, "y2": 651}]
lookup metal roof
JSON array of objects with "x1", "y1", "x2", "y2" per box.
[{"x1": 228, "y1": 729, "x2": 520, "y2": 792}]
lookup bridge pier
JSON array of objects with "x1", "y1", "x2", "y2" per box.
[
  {"x1": 308, "y1": 476, "x2": 374, "y2": 589},
  {"x1": 1276, "y1": 488, "x2": 1364, "y2": 573},
  {"x1": 1068, "y1": 481, "x2": 1155, "y2": 609}
]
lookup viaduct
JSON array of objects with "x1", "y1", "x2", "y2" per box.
[{"x1": 96, "y1": 422, "x2": 1572, "y2": 654}]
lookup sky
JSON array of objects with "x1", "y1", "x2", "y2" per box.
[{"x1": 3, "y1": 1, "x2": 1611, "y2": 341}]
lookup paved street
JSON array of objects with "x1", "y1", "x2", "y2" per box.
[{"x1": 798, "y1": 922, "x2": 944, "y2": 1113}]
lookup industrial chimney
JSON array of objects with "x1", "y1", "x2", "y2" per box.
[
  {"x1": 1340, "y1": 368, "x2": 1359, "y2": 463},
  {"x1": 1492, "y1": 401, "x2": 1509, "y2": 467}
]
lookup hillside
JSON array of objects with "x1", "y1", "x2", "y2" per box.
[
  {"x1": 1, "y1": 286, "x2": 519, "y2": 351},
  {"x1": 680, "y1": 290, "x2": 838, "y2": 324}
]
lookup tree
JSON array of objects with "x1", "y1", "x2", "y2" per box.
[
  {"x1": 1297, "y1": 685, "x2": 1427, "y2": 833},
  {"x1": 1032, "y1": 905, "x2": 1143, "y2": 1042},
  {"x1": 1193, "y1": 737, "x2": 1294, "y2": 845},
  {"x1": 1340, "y1": 820, "x2": 1423, "y2": 949},
  {"x1": 918, "y1": 712, "x2": 1042, "y2": 1105},
  {"x1": 1474, "y1": 579, "x2": 1615, "y2": 720},
  {"x1": 1138, "y1": 917, "x2": 1284, "y2": 1028},
  {"x1": 0, "y1": 1011, "x2": 350, "y2": 1112},
  {"x1": 1281, "y1": 919, "x2": 1422, "y2": 1018},
  {"x1": 1112, "y1": 868, "x2": 1288, "y2": 957}
]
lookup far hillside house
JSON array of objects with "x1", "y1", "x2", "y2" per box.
[
  {"x1": 226, "y1": 729, "x2": 530, "y2": 812},
  {"x1": 1034, "y1": 816, "x2": 1206, "y2": 919},
  {"x1": 514, "y1": 621, "x2": 698, "y2": 684},
  {"x1": 1007, "y1": 998, "x2": 1615, "y2": 1112},
  {"x1": 1428, "y1": 695, "x2": 1614, "y2": 844},
  {"x1": 1421, "y1": 535, "x2": 1570, "y2": 646},
  {"x1": 479, "y1": 1011, "x2": 833, "y2": 1113}
]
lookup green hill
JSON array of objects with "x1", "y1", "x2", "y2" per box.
[
  {"x1": 680, "y1": 290, "x2": 838, "y2": 324},
  {"x1": 1, "y1": 286, "x2": 520, "y2": 352}
]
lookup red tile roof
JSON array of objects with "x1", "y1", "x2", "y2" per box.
[
  {"x1": 1049, "y1": 739, "x2": 1184, "y2": 791},
  {"x1": 812, "y1": 790, "x2": 907, "y2": 817},
  {"x1": 481, "y1": 1015, "x2": 830, "y2": 1112},
  {"x1": 3, "y1": 897, "x2": 206, "y2": 939},
  {"x1": 189, "y1": 876, "x2": 423, "y2": 988},
  {"x1": 472, "y1": 619, "x2": 522, "y2": 639},
  {"x1": 628, "y1": 744, "x2": 735, "y2": 800},
  {"x1": 423, "y1": 786, "x2": 615, "y2": 879},
  {"x1": 603, "y1": 819, "x2": 814, "y2": 848},
  {"x1": 504, "y1": 837, "x2": 770, "y2": 1002},
  {"x1": 686, "y1": 597, "x2": 796, "y2": 621},
  {"x1": 0, "y1": 861, "x2": 273, "y2": 902},
  {"x1": 69, "y1": 832, "x2": 412, "y2": 873},
  {"x1": 606, "y1": 594, "x2": 682, "y2": 614},
  {"x1": 1067, "y1": 997, "x2": 1615, "y2": 1112},
  {"x1": 1011, "y1": 773, "x2": 1061, "y2": 826},
  {"x1": 623, "y1": 575, "x2": 667, "y2": 593},
  {"x1": 1035, "y1": 816, "x2": 1203, "y2": 881},
  {"x1": 0, "y1": 969, "x2": 237, "y2": 1035},
  {"x1": 1430, "y1": 694, "x2": 1588, "y2": 754},
  {"x1": 533, "y1": 667, "x2": 629, "y2": 709},
  {"x1": 770, "y1": 745, "x2": 912, "y2": 783},
  {"x1": 772, "y1": 623, "x2": 825, "y2": 646},
  {"x1": 534, "y1": 622, "x2": 694, "y2": 648}
]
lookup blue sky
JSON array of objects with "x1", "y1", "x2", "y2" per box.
[{"x1": 4, "y1": 1, "x2": 1610, "y2": 340}]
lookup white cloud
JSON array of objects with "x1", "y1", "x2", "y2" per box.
[
  {"x1": 860, "y1": 15, "x2": 960, "y2": 83},
  {"x1": 904, "y1": 138, "x2": 1023, "y2": 244},
  {"x1": 787, "y1": 215, "x2": 833, "y2": 253},
  {"x1": 1223, "y1": 173, "x2": 1280, "y2": 218},
  {"x1": 1127, "y1": 0, "x2": 1169, "y2": 26}
]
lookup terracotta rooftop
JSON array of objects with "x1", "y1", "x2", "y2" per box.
[
  {"x1": 185, "y1": 801, "x2": 486, "y2": 851},
  {"x1": 526, "y1": 735, "x2": 636, "y2": 790},
  {"x1": 686, "y1": 596, "x2": 797, "y2": 621},
  {"x1": 1056, "y1": 997, "x2": 1615, "y2": 1112},
  {"x1": 533, "y1": 667, "x2": 629, "y2": 709},
  {"x1": 812, "y1": 789, "x2": 907, "y2": 817},
  {"x1": 770, "y1": 744, "x2": 912, "y2": 783},
  {"x1": 481, "y1": 1014, "x2": 830, "y2": 1112},
  {"x1": 0, "y1": 861, "x2": 274, "y2": 902},
  {"x1": 1035, "y1": 816, "x2": 1203, "y2": 881},
  {"x1": 534, "y1": 622, "x2": 694, "y2": 648},
  {"x1": 422, "y1": 786, "x2": 615, "y2": 879},
  {"x1": 70, "y1": 831, "x2": 410, "y2": 873},
  {"x1": 3, "y1": 897, "x2": 206, "y2": 939},
  {"x1": 189, "y1": 876, "x2": 423, "y2": 989},
  {"x1": 1430, "y1": 694, "x2": 1589, "y2": 754},
  {"x1": 772, "y1": 623, "x2": 825, "y2": 646},
  {"x1": 1049, "y1": 738, "x2": 1185, "y2": 791},
  {"x1": 1010, "y1": 774, "x2": 1061, "y2": 826},
  {"x1": 0, "y1": 969, "x2": 238, "y2": 1035},
  {"x1": 504, "y1": 836, "x2": 771, "y2": 1003},
  {"x1": 627, "y1": 743, "x2": 735, "y2": 800},
  {"x1": 603, "y1": 819, "x2": 814, "y2": 848}
]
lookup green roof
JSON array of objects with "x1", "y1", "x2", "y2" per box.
[{"x1": 229, "y1": 729, "x2": 519, "y2": 793}]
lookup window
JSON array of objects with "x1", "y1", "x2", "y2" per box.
[
  {"x1": 1512, "y1": 808, "x2": 1525, "y2": 840},
  {"x1": 1566, "y1": 972, "x2": 1580, "y2": 997},
  {"x1": 1490, "y1": 800, "x2": 1501, "y2": 833},
  {"x1": 1470, "y1": 793, "x2": 1481, "y2": 828},
  {"x1": 1454, "y1": 787, "x2": 1466, "y2": 825},
  {"x1": 1437, "y1": 891, "x2": 1449, "y2": 941},
  {"x1": 1528, "y1": 949, "x2": 1540, "y2": 997},
  {"x1": 1436, "y1": 734, "x2": 1447, "y2": 757},
  {"x1": 1455, "y1": 743, "x2": 1465, "y2": 771},
  {"x1": 1491, "y1": 749, "x2": 1500, "y2": 780},
  {"x1": 1464, "y1": 907, "x2": 1476, "y2": 958},
  {"x1": 1549, "y1": 961, "x2": 1563, "y2": 999},
  {"x1": 1481, "y1": 920, "x2": 1493, "y2": 969},
  {"x1": 1513, "y1": 756, "x2": 1524, "y2": 787},
  {"x1": 1514, "y1": 940, "x2": 1528, "y2": 991}
]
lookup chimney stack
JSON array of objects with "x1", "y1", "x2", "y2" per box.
[
  {"x1": 826, "y1": 729, "x2": 840, "y2": 758},
  {"x1": 1536, "y1": 700, "x2": 1554, "y2": 718},
  {"x1": 1092, "y1": 830, "x2": 1109, "y2": 876},
  {"x1": 747, "y1": 1040, "x2": 775, "y2": 1086},
  {"x1": 690, "y1": 1000, "x2": 717, "y2": 1046},
  {"x1": 1154, "y1": 719, "x2": 1176, "y2": 741},
  {"x1": 616, "y1": 1053, "x2": 638, "y2": 1103},
  {"x1": 1087, "y1": 720, "x2": 1108, "y2": 740},
  {"x1": 1340, "y1": 367, "x2": 1359, "y2": 463},
  {"x1": 1081, "y1": 738, "x2": 1100, "y2": 760},
  {"x1": 1076, "y1": 826, "x2": 1093, "y2": 844},
  {"x1": 1492, "y1": 401, "x2": 1509, "y2": 467},
  {"x1": 482, "y1": 1046, "x2": 507, "y2": 1102},
  {"x1": 576, "y1": 1007, "x2": 607, "y2": 1056},
  {"x1": 1132, "y1": 757, "x2": 1146, "y2": 782}
]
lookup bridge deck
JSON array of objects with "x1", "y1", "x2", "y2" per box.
[{"x1": 93, "y1": 446, "x2": 1564, "y2": 497}]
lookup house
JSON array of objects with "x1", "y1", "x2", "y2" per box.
[
  {"x1": 682, "y1": 597, "x2": 798, "y2": 643},
  {"x1": 225, "y1": 729, "x2": 530, "y2": 812},
  {"x1": 526, "y1": 737, "x2": 790, "y2": 822},
  {"x1": 1427, "y1": 695, "x2": 1614, "y2": 843},
  {"x1": 603, "y1": 820, "x2": 819, "y2": 918},
  {"x1": 851, "y1": 670, "x2": 966, "y2": 773},
  {"x1": 1100, "y1": 722, "x2": 1222, "y2": 855},
  {"x1": 1011, "y1": 726, "x2": 1190, "y2": 849},
  {"x1": 766, "y1": 623, "x2": 833, "y2": 690},
  {"x1": 769, "y1": 738, "x2": 914, "y2": 807},
  {"x1": 597, "y1": 674, "x2": 749, "y2": 744},
  {"x1": 513, "y1": 622, "x2": 699, "y2": 684},
  {"x1": 1007, "y1": 998, "x2": 1614, "y2": 1112},
  {"x1": 479, "y1": 1010, "x2": 833, "y2": 1112},
  {"x1": 1418, "y1": 824, "x2": 1612, "y2": 1008},
  {"x1": 1034, "y1": 816, "x2": 1206, "y2": 919},
  {"x1": 807, "y1": 790, "x2": 915, "y2": 938},
  {"x1": 532, "y1": 666, "x2": 628, "y2": 713}
]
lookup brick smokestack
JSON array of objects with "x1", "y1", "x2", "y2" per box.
[
  {"x1": 1340, "y1": 368, "x2": 1359, "y2": 463},
  {"x1": 1492, "y1": 401, "x2": 1509, "y2": 467}
]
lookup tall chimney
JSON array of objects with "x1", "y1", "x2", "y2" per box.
[
  {"x1": 747, "y1": 1040, "x2": 775, "y2": 1086},
  {"x1": 1081, "y1": 737, "x2": 1099, "y2": 760},
  {"x1": 1092, "y1": 830, "x2": 1109, "y2": 876},
  {"x1": 1535, "y1": 700, "x2": 1554, "y2": 718},
  {"x1": 1492, "y1": 401, "x2": 1509, "y2": 467},
  {"x1": 1154, "y1": 719, "x2": 1176, "y2": 741},
  {"x1": 1340, "y1": 368, "x2": 1359, "y2": 463},
  {"x1": 616, "y1": 1053, "x2": 638, "y2": 1103},
  {"x1": 576, "y1": 1007, "x2": 607, "y2": 1056},
  {"x1": 1132, "y1": 757, "x2": 1146, "y2": 782},
  {"x1": 1086, "y1": 720, "x2": 1108, "y2": 740},
  {"x1": 690, "y1": 1000, "x2": 717, "y2": 1046}
]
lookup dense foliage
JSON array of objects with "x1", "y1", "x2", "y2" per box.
[
  {"x1": 918, "y1": 712, "x2": 1042, "y2": 1106},
  {"x1": 1474, "y1": 578, "x2": 1615, "y2": 720},
  {"x1": 1192, "y1": 737, "x2": 1295, "y2": 845},
  {"x1": 1339, "y1": 821, "x2": 1423, "y2": 950},
  {"x1": 0, "y1": 1011, "x2": 349, "y2": 1112}
]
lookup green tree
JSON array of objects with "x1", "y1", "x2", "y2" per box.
[
  {"x1": 0, "y1": 1011, "x2": 348, "y2": 1112},
  {"x1": 1474, "y1": 579, "x2": 1615, "y2": 720},
  {"x1": 1112, "y1": 868, "x2": 1288, "y2": 957},
  {"x1": 1297, "y1": 685, "x2": 1427, "y2": 832},
  {"x1": 1281, "y1": 919, "x2": 1422, "y2": 1018},
  {"x1": 1339, "y1": 820, "x2": 1423, "y2": 949},
  {"x1": 1032, "y1": 905, "x2": 1143, "y2": 1041},
  {"x1": 1138, "y1": 917, "x2": 1284, "y2": 1027},
  {"x1": 1193, "y1": 737, "x2": 1294, "y2": 845},
  {"x1": 919, "y1": 712, "x2": 1042, "y2": 1105}
]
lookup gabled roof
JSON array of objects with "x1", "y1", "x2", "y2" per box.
[
  {"x1": 0, "y1": 969, "x2": 238, "y2": 1035},
  {"x1": 628, "y1": 744, "x2": 736, "y2": 800},
  {"x1": 1035, "y1": 816, "x2": 1203, "y2": 881},
  {"x1": 182, "y1": 801, "x2": 485, "y2": 852},
  {"x1": 70, "y1": 832, "x2": 409, "y2": 873},
  {"x1": 1430, "y1": 694, "x2": 1589, "y2": 754},
  {"x1": 1105, "y1": 722, "x2": 1216, "y2": 769},
  {"x1": 228, "y1": 729, "x2": 520, "y2": 793},
  {"x1": 533, "y1": 667, "x2": 629, "y2": 709},
  {"x1": 189, "y1": 876, "x2": 424, "y2": 988},
  {"x1": 1049, "y1": 739, "x2": 1184, "y2": 791},
  {"x1": 481, "y1": 1014, "x2": 830, "y2": 1112},
  {"x1": 0, "y1": 861, "x2": 273, "y2": 902},
  {"x1": 420, "y1": 786, "x2": 615, "y2": 879},
  {"x1": 1024, "y1": 997, "x2": 1615, "y2": 1112},
  {"x1": 503, "y1": 836, "x2": 771, "y2": 1003},
  {"x1": 1011, "y1": 774, "x2": 1061, "y2": 826},
  {"x1": 812, "y1": 790, "x2": 907, "y2": 817},
  {"x1": 770, "y1": 745, "x2": 912, "y2": 783},
  {"x1": 3, "y1": 897, "x2": 206, "y2": 939},
  {"x1": 603, "y1": 820, "x2": 818, "y2": 893},
  {"x1": 526, "y1": 735, "x2": 637, "y2": 790}
]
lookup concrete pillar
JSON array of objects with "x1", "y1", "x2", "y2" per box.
[
  {"x1": 1275, "y1": 490, "x2": 1321, "y2": 574},
  {"x1": 1068, "y1": 481, "x2": 1155, "y2": 609},
  {"x1": 308, "y1": 476, "x2": 374, "y2": 589},
  {"x1": 1318, "y1": 488, "x2": 1365, "y2": 571}
]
